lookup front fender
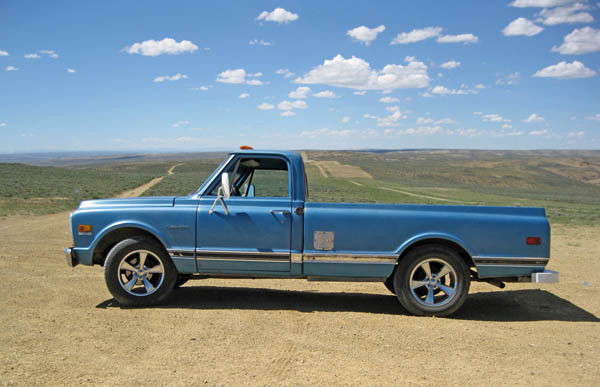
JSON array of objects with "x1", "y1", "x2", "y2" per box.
[{"x1": 90, "y1": 220, "x2": 168, "y2": 255}]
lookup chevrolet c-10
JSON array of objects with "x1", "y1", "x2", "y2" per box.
[{"x1": 65, "y1": 149, "x2": 558, "y2": 316}]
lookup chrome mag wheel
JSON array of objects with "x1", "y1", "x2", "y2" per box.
[
  {"x1": 117, "y1": 250, "x2": 165, "y2": 296},
  {"x1": 409, "y1": 258, "x2": 458, "y2": 308}
]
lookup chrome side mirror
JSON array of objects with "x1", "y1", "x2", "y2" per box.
[
  {"x1": 221, "y1": 173, "x2": 231, "y2": 200},
  {"x1": 209, "y1": 173, "x2": 231, "y2": 215}
]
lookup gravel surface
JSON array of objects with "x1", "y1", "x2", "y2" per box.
[{"x1": 1, "y1": 212, "x2": 598, "y2": 386}]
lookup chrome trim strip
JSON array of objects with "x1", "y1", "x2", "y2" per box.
[
  {"x1": 303, "y1": 252, "x2": 397, "y2": 263},
  {"x1": 196, "y1": 258, "x2": 289, "y2": 263},
  {"x1": 473, "y1": 256, "x2": 549, "y2": 261},
  {"x1": 170, "y1": 255, "x2": 196, "y2": 261},
  {"x1": 195, "y1": 249, "x2": 290, "y2": 262},
  {"x1": 291, "y1": 252, "x2": 302, "y2": 264},
  {"x1": 167, "y1": 249, "x2": 195, "y2": 258},
  {"x1": 475, "y1": 263, "x2": 547, "y2": 267},
  {"x1": 473, "y1": 256, "x2": 549, "y2": 266},
  {"x1": 195, "y1": 249, "x2": 289, "y2": 256}
]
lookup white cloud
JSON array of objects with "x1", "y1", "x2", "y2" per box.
[
  {"x1": 496, "y1": 72, "x2": 521, "y2": 85},
  {"x1": 67, "y1": 68, "x2": 76, "y2": 73},
  {"x1": 502, "y1": 123, "x2": 513, "y2": 129},
  {"x1": 289, "y1": 86, "x2": 311, "y2": 99},
  {"x1": 275, "y1": 69, "x2": 295, "y2": 78},
  {"x1": 537, "y1": 3, "x2": 594, "y2": 25},
  {"x1": 257, "y1": 103, "x2": 275, "y2": 110},
  {"x1": 502, "y1": 18, "x2": 544, "y2": 36},
  {"x1": 249, "y1": 39, "x2": 273, "y2": 46},
  {"x1": 124, "y1": 38, "x2": 198, "y2": 56},
  {"x1": 551, "y1": 27, "x2": 600, "y2": 55},
  {"x1": 379, "y1": 96, "x2": 399, "y2": 103},
  {"x1": 510, "y1": 0, "x2": 578, "y2": 7},
  {"x1": 586, "y1": 113, "x2": 600, "y2": 121},
  {"x1": 341, "y1": 116, "x2": 351, "y2": 123},
  {"x1": 529, "y1": 129, "x2": 549, "y2": 135},
  {"x1": 295, "y1": 54, "x2": 429, "y2": 90},
  {"x1": 0, "y1": 50, "x2": 8, "y2": 56},
  {"x1": 482, "y1": 114, "x2": 510, "y2": 122},
  {"x1": 239, "y1": 93, "x2": 250, "y2": 99},
  {"x1": 347, "y1": 25, "x2": 386, "y2": 45},
  {"x1": 567, "y1": 130, "x2": 584, "y2": 138},
  {"x1": 524, "y1": 113, "x2": 545, "y2": 122},
  {"x1": 217, "y1": 69, "x2": 264, "y2": 85},
  {"x1": 437, "y1": 34, "x2": 479, "y2": 44},
  {"x1": 256, "y1": 8, "x2": 298, "y2": 24},
  {"x1": 313, "y1": 90, "x2": 337, "y2": 98},
  {"x1": 280, "y1": 111, "x2": 296, "y2": 117},
  {"x1": 440, "y1": 60, "x2": 461, "y2": 69},
  {"x1": 300, "y1": 128, "x2": 358, "y2": 138},
  {"x1": 353, "y1": 90, "x2": 367, "y2": 95},
  {"x1": 39, "y1": 50, "x2": 58, "y2": 59},
  {"x1": 474, "y1": 83, "x2": 486, "y2": 89},
  {"x1": 278, "y1": 100, "x2": 308, "y2": 110},
  {"x1": 417, "y1": 117, "x2": 454, "y2": 125},
  {"x1": 24, "y1": 53, "x2": 40, "y2": 59},
  {"x1": 217, "y1": 69, "x2": 246, "y2": 84},
  {"x1": 431, "y1": 85, "x2": 477, "y2": 95},
  {"x1": 391, "y1": 27, "x2": 442, "y2": 44},
  {"x1": 192, "y1": 86, "x2": 210, "y2": 91},
  {"x1": 0, "y1": 122, "x2": 6, "y2": 127},
  {"x1": 533, "y1": 60, "x2": 596, "y2": 78},
  {"x1": 172, "y1": 120, "x2": 189, "y2": 128},
  {"x1": 153, "y1": 73, "x2": 188, "y2": 82},
  {"x1": 5, "y1": 66, "x2": 18, "y2": 71},
  {"x1": 364, "y1": 107, "x2": 408, "y2": 127}
]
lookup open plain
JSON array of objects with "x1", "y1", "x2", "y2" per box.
[{"x1": 1, "y1": 150, "x2": 599, "y2": 386}]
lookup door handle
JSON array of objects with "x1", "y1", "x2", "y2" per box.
[{"x1": 270, "y1": 210, "x2": 290, "y2": 215}]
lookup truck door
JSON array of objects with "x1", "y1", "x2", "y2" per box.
[{"x1": 195, "y1": 155, "x2": 292, "y2": 273}]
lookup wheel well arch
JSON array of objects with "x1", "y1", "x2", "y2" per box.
[
  {"x1": 92, "y1": 227, "x2": 165, "y2": 266},
  {"x1": 388, "y1": 238, "x2": 475, "y2": 279}
]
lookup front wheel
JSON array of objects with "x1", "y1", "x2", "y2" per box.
[
  {"x1": 104, "y1": 237, "x2": 177, "y2": 306},
  {"x1": 394, "y1": 245, "x2": 470, "y2": 316}
]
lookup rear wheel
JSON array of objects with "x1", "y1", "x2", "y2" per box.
[
  {"x1": 394, "y1": 245, "x2": 470, "y2": 316},
  {"x1": 104, "y1": 237, "x2": 177, "y2": 306}
]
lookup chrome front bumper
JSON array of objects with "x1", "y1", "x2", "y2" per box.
[
  {"x1": 531, "y1": 269, "x2": 559, "y2": 283},
  {"x1": 64, "y1": 247, "x2": 78, "y2": 267}
]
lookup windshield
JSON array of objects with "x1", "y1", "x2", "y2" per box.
[{"x1": 193, "y1": 154, "x2": 234, "y2": 196}]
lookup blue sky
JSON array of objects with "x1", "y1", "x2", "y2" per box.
[{"x1": 1, "y1": 0, "x2": 599, "y2": 153}]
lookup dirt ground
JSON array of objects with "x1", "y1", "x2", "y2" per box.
[{"x1": 0, "y1": 210, "x2": 599, "y2": 386}]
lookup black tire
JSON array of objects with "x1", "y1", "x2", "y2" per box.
[
  {"x1": 174, "y1": 274, "x2": 192, "y2": 288},
  {"x1": 104, "y1": 237, "x2": 177, "y2": 307},
  {"x1": 394, "y1": 245, "x2": 470, "y2": 317},
  {"x1": 383, "y1": 276, "x2": 396, "y2": 294}
]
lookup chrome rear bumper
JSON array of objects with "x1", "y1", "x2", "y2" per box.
[
  {"x1": 65, "y1": 247, "x2": 78, "y2": 267},
  {"x1": 531, "y1": 269, "x2": 559, "y2": 283}
]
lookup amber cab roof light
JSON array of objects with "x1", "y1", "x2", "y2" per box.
[{"x1": 240, "y1": 145, "x2": 254, "y2": 150}]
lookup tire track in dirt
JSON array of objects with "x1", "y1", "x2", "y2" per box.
[
  {"x1": 118, "y1": 163, "x2": 184, "y2": 198},
  {"x1": 378, "y1": 186, "x2": 478, "y2": 204}
]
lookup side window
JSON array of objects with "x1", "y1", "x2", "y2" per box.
[
  {"x1": 208, "y1": 156, "x2": 290, "y2": 198},
  {"x1": 247, "y1": 169, "x2": 289, "y2": 197}
]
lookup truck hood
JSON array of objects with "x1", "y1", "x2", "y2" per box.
[{"x1": 78, "y1": 196, "x2": 176, "y2": 209}]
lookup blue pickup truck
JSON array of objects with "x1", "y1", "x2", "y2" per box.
[{"x1": 65, "y1": 149, "x2": 558, "y2": 316}]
